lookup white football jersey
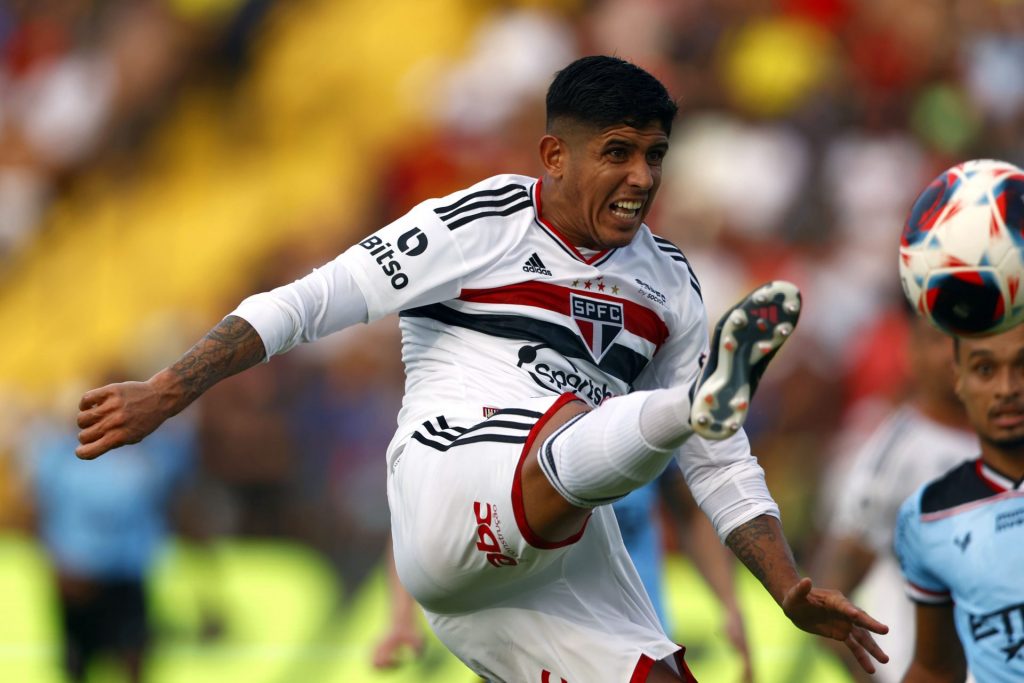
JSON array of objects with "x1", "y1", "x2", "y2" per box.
[
  {"x1": 336, "y1": 174, "x2": 709, "y2": 463},
  {"x1": 234, "y1": 173, "x2": 774, "y2": 540}
]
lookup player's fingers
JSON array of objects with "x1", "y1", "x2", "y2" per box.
[
  {"x1": 844, "y1": 633, "x2": 877, "y2": 675},
  {"x1": 77, "y1": 416, "x2": 115, "y2": 447},
  {"x1": 818, "y1": 590, "x2": 889, "y2": 635},
  {"x1": 782, "y1": 577, "x2": 813, "y2": 611},
  {"x1": 852, "y1": 625, "x2": 888, "y2": 664},
  {"x1": 847, "y1": 605, "x2": 889, "y2": 635},
  {"x1": 79, "y1": 386, "x2": 113, "y2": 411},
  {"x1": 75, "y1": 433, "x2": 118, "y2": 460},
  {"x1": 76, "y1": 417, "x2": 132, "y2": 459},
  {"x1": 76, "y1": 406, "x2": 106, "y2": 429}
]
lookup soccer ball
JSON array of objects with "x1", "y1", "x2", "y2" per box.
[{"x1": 899, "y1": 158, "x2": 1024, "y2": 337}]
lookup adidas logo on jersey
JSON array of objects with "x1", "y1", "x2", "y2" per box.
[{"x1": 522, "y1": 253, "x2": 552, "y2": 276}]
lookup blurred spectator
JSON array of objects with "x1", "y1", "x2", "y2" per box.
[
  {"x1": 0, "y1": 0, "x2": 258, "y2": 262},
  {"x1": 285, "y1": 319, "x2": 404, "y2": 598},
  {"x1": 21, "y1": 397, "x2": 195, "y2": 682}
]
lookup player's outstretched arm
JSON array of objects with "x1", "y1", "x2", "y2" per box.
[
  {"x1": 725, "y1": 515, "x2": 890, "y2": 674},
  {"x1": 76, "y1": 315, "x2": 266, "y2": 459}
]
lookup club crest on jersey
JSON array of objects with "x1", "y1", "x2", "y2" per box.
[{"x1": 570, "y1": 293, "x2": 623, "y2": 363}]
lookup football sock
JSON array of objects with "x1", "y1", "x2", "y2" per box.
[{"x1": 538, "y1": 388, "x2": 693, "y2": 508}]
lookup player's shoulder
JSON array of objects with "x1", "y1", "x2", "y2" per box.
[
  {"x1": 918, "y1": 459, "x2": 993, "y2": 515},
  {"x1": 426, "y1": 174, "x2": 536, "y2": 231},
  {"x1": 849, "y1": 405, "x2": 956, "y2": 471},
  {"x1": 630, "y1": 228, "x2": 703, "y2": 301}
]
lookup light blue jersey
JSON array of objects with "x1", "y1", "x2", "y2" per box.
[
  {"x1": 26, "y1": 416, "x2": 194, "y2": 580},
  {"x1": 895, "y1": 459, "x2": 1024, "y2": 682}
]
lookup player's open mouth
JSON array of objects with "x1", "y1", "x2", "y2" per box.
[
  {"x1": 610, "y1": 200, "x2": 643, "y2": 220},
  {"x1": 991, "y1": 407, "x2": 1024, "y2": 428}
]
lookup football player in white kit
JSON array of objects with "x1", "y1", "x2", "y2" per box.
[{"x1": 74, "y1": 56, "x2": 888, "y2": 682}]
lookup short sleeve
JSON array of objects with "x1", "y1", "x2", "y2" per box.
[{"x1": 894, "y1": 489, "x2": 952, "y2": 604}]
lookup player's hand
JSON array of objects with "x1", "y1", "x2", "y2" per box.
[
  {"x1": 371, "y1": 623, "x2": 425, "y2": 669},
  {"x1": 75, "y1": 380, "x2": 173, "y2": 459},
  {"x1": 722, "y1": 604, "x2": 754, "y2": 682},
  {"x1": 781, "y1": 577, "x2": 889, "y2": 674}
]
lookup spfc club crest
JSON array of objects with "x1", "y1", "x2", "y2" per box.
[{"x1": 570, "y1": 293, "x2": 624, "y2": 363}]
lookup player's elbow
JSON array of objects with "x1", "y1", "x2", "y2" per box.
[{"x1": 901, "y1": 657, "x2": 967, "y2": 683}]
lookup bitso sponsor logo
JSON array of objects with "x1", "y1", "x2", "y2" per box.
[
  {"x1": 473, "y1": 501, "x2": 517, "y2": 567},
  {"x1": 359, "y1": 226, "x2": 429, "y2": 289}
]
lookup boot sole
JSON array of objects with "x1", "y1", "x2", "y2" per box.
[{"x1": 690, "y1": 281, "x2": 801, "y2": 440}]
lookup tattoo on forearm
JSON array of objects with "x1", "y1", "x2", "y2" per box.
[
  {"x1": 170, "y1": 315, "x2": 266, "y2": 403},
  {"x1": 725, "y1": 516, "x2": 796, "y2": 590}
]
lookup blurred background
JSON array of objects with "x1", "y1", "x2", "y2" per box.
[{"x1": 1, "y1": 0, "x2": 1022, "y2": 681}]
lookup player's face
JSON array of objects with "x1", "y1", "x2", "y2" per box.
[
  {"x1": 557, "y1": 123, "x2": 669, "y2": 250},
  {"x1": 955, "y1": 325, "x2": 1024, "y2": 449}
]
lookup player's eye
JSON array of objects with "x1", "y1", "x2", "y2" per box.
[
  {"x1": 606, "y1": 148, "x2": 628, "y2": 161},
  {"x1": 646, "y1": 149, "x2": 666, "y2": 165}
]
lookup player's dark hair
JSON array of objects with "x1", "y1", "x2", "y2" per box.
[{"x1": 546, "y1": 55, "x2": 678, "y2": 135}]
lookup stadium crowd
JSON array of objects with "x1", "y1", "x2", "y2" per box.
[{"x1": 2, "y1": 0, "x2": 1024, "y2": 681}]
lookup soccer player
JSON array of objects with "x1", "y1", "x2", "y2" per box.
[
  {"x1": 373, "y1": 473, "x2": 755, "y2": 679},
  {"x1": 895, "y1": 323, "x2": 1024, "y2": 682},
  {"x1": 814, "y1": 312, "x2": 977, "y2": 682},
  {"x1": 75, "y1": 55, "x2": 887, "y2": 681}
]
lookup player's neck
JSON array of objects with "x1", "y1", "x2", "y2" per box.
[
  {"x1": 979, "y1": 446, "x2": 1024, "y2": 484},
  {"x1": 539, "y1": 176, "x2": 589, "y2": 249}
]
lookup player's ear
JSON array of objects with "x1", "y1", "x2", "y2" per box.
[
  {"x1": 539, "y1": 135, "x2": 566, "y2": 178},
  {"x1": 952, "y1": 363, "x2": 966, "y2": 401}
]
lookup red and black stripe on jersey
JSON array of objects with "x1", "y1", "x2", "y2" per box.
[
  {"x1": 400, "y1": 282, "x2": 669, "y2": 386},
  {"x1": 434, "y1": 182, "x2": 534, "y2": 231}
]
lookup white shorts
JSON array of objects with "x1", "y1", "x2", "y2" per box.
[{"x1": 388, "y1": 393, "x2": 696, "y2": 682}]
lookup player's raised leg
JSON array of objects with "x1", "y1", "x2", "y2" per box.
[{"x1": 519, "y1": 281, "x2": 803, "y2": 542}]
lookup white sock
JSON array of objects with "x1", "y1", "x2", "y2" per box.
[{"x1": 537, "y1": 389, "x2": 693, "y2": 508}]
